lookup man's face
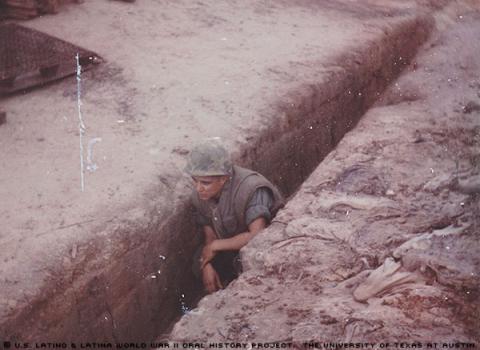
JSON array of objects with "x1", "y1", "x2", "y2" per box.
[{"x1": 192, "y1": 175, "x2": 229, "y2": 201}]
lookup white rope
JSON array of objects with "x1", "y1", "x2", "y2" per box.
[{"x1": 76, "y1": 53, "x2": 86, "y2": 192}]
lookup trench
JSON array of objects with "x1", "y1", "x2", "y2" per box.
[
  {"x1": 163, "y1": 14, "x2": 434, "y2": 340},
  {"x1": 1, "y1": 14, "x2": 434, "y2": 343}
]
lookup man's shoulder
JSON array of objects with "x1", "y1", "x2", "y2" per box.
[
  {"x1": 231, "y1": 166, "x2": 275, "y2": 205},
  {"x1": 233, "y1": 165, "x2": 269, "y2": 186},
  {"x1": 232, "y1": 165, "x2": 259, "y2": 178},
  {"x1": 233, "y1": 166, "x2": 285, "y2": 212},
  {"x1": 233, "y1": 166, "x2": 272, "y2": 189}
]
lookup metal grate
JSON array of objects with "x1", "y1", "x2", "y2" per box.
[{"x1": 0, "y1": 23, "x2": 101, "y2": 94}]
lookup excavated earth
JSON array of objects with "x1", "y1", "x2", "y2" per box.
[
  {"x1": 0, "y1": 0, "x2": 479, "y2": 344},
  {"x1": 171, "y1": 6, "x2": 480, "y2": 344}
]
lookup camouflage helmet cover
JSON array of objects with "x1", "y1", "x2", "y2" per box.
[{"x1": 185, "y1": 137, "x2": 233, "y2": 176}]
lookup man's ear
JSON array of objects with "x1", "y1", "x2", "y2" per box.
[{"x1": 220, "y1": 175, "x2": 229, "y2": 185}]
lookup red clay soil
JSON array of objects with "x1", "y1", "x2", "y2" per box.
[
  {"x1": 170, "y1": 6, "x2": 480, "y2": 343},
  {"x1": 0, "y1": 0, "x2": 478, "y2": 343}
]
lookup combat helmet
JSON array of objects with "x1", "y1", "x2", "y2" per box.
[{"x1": 185, "y1": 137, "x2": 233, "y2": 176}]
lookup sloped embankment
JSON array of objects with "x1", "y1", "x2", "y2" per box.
[{"x1": 170, "y1": 10, "x2": 480, "y2": 343}]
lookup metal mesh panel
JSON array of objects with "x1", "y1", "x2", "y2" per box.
[{"x1": 0, "y1": 23, "x2": 101, "y2": 93}]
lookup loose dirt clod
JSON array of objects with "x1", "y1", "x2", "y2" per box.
[{"x1": 353, "y1": 258, "x2": 424, "y2": 302}]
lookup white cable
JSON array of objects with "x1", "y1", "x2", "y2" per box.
[{"x1": 76, "y1": 53, "x2": 86, "y2": 192}]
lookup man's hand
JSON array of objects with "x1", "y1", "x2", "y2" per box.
[
  {"x1": 202, "y1": 263, "x2": 223, "y2": 293},
  {"x1": 201, "y1": 241, "x2": 217, "y2": 268}
]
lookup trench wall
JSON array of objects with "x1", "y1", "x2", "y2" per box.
[
  {"x1": 239, "y1": 16, "x2": 433, "y2": 197},
  {"x1": 1, "y1": 14, "x2": 433, "y2": 343}
]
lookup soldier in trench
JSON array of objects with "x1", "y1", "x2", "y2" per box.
[{"x1": 185, "y1": 138, "x2": 284, "y2": 293}]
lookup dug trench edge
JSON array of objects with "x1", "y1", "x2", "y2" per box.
[{"x1": 0, "y1": 14, "x2": 433, "y2": 342}]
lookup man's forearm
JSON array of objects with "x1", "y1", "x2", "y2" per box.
[
  {"x1": 212, "y1": 231, "x2": 254, "y2": 251},
  {"x1": 211, "y1": 217, "x2": 267, "y2": 252}
]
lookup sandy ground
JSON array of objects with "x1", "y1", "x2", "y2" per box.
[
  {"x1": 170, "y1": 5, "x2": 480, "y2": 342},
  {"x1": 1, "y1": 0, "x2": 479, "y2": 342}
]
